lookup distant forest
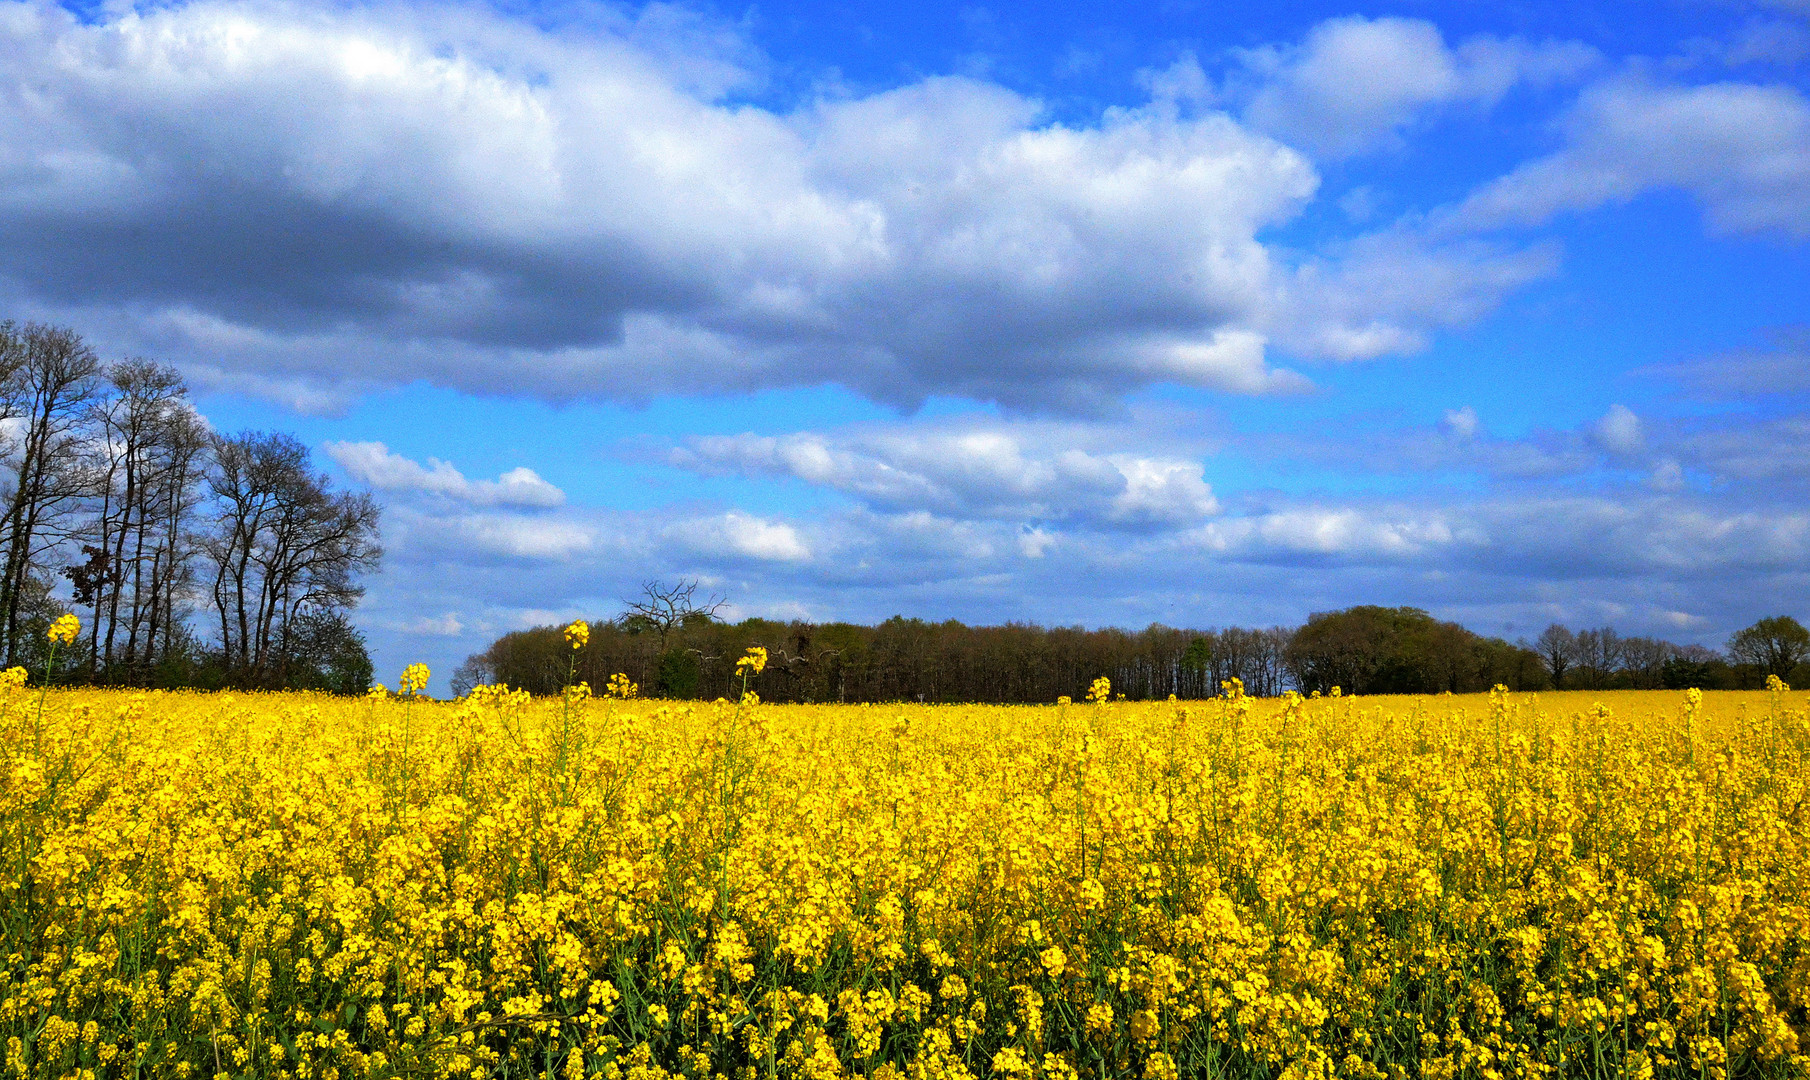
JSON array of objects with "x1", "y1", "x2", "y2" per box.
[{"x1": 459, "y1": 586, "x2": 1810, "y2": 702}]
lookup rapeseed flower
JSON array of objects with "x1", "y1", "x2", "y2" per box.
[
  {"x1": 46, "y1": 612, "x2": 79, "y2": 646},
  {"x1": 0, "y1": 683, "x2": 1803, "y2": 1080},
  {"x1": 399, "y1": 662, "x2": 430, "y2": 694}
]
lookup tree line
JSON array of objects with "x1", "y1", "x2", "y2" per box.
[
  {"x1": 1532, "y1": 617, "x2": 1809, "y2": 690},
  {"x1": 0, "y1": 321, "x2": 382, "y2": 690},
  {"x1": 460, "y1": 586, "x2": 1810, "y2": 702},
  {"x1": 460, "y1": 614, "x2": 1296, "y2": 703}
]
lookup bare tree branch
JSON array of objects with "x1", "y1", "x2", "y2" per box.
[{"x1": 619, "y1": 579, "x2": 726, "y2": 650}]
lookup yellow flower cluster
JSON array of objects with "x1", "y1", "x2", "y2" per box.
[
  {"x1": 44, "y1": 613, "x2": 79, "y2": 647},
  {"x1": 605, "y1": 672, "x2": 638, "y2": 699},
  {"x1": 1085, "y1": 676, "x2": 1111, "y2": 704},
  {"x1": 399, "y1": 662, "x2": 431, "y2": 695},
  {"x1": 566, "y1": 620, "x2": 591, "y2": 650},
  {"x1": 0, "y1": 684, "x2": 1806, "y2": 1080},
  {"x1": 737, "y1": 646, "x2": 768, "y2": 676}
]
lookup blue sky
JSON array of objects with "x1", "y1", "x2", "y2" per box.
[{"x1": 2, "y1": 0, "x2": 1807, "y2": 691}]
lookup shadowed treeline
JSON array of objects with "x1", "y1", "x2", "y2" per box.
[
  {"x1": 460, "y1": 617, "x2": 1290, "y2": 702},
  {"x1": 461, "y1": 603, "x2": 1809, "y2": 702},
  {"x1": 457, "y1": 608, "x2": 1538, "y2": 702}
]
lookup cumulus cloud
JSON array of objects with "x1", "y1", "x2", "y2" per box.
[
  {"x1": 327, "y1": 441, "x2": 565, "y2": 507},
  {"x1": 0, "y1": 3, "x2": 1641, "y2": 412},
  {"x1": 448, "y1": 514, "x2": 597, "y2": 560},
  {"x1": 673, "y1": 424, "x2": 1221, "y2": 528},
  {"x1": 1174, "y1": 493, "x2": 1810, "y2": 581},
  {"x1": 1273, "y1": 228, "x2": 1560, "y2": 359},
  {"x1": 671, "y1": 512, "x2": 812, "y2": 562},
  {"x1": 389, "y1": 486, "x2": 1810, "y2": 611},
  {"x1": 0, "y1": 0, "x2": 1366, "y2": 411},
  {"x1": 1650, "y1": 458, "x2": 1686, "y2": 492},
  {"x1": 1449, "y1": 74, "x2": 1810, "y2": 236},
  {"x1": 1224, "y1": 16, "x2": 1597, "y2": 159},
  {"x1": 1191, "y1": 506, "x2": 1479, "y2": 561},
  {"x1": 1018, "y1": 526, "x2": 1055, "y2": 558},
  {"x1": 1222, "y1": 392, "x2": 1810, "y2": 506},
  {"x1": 381, "y1": 612, "x2": 465, "y2": 637},
  {"x1": 1443, "y1": 406, "x2": 1481, "y2": 441},
  {"x1": 1469, "y1": 496, "x2": 1810, "y2": 577},
  {"x1": 1593, "y1": 404, "x2": 1645, "y2": 456},
  {"x1": 1717, "y1": 19, "x2": 1810, "y2": 68}
]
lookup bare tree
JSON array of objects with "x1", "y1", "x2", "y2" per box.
[
  {"x1": 1571, "y1": 628, "x2": 1623, "y2": 689},
  {"x1": 1534, "y1": 624, "x2": 1577, "y2": 689},
  {"x1": 450, "y1": 654, "x2": 495, "y2": 697},
  {"x1": 619, "y1": 579, "x2": 726, "y2": 651},
  {"x1": 144, "y1": 404, "x2": 209, "y2": 674},
  {"x1": 76, "y1": 360, "x2": 207, "y2": 680},
  {"x1": 1619, "y1": 636, "x2": 1677, "y2": 689},
  {"x1": 0, "y1": 323, "x2": 102, "y2": 664},
  {"x1": 202, "y1": 432, "x2": 382, "y2": 687}
]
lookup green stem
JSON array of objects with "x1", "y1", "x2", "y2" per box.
[{"x1": 34, "y1": 640, "x2": 59, "y2": 756}]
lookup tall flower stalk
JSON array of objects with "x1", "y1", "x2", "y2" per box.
[
  {"x1": 36, "y1": 613, "x2": 80, "y2": 753},
  {"x1": 398, "y1": 662, "x2": 430, "y2": 812}
]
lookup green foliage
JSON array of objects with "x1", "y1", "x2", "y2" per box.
[
  {"x1": 282, "y1": 611, "x2": 375, "y2": 695},
  {"x1": 654, "y1": 647, "x2": 700, "y2": 698},
  {"x1": 1285, "y1": 606, "x2": 1546, "y2": 695},
  {"x1": 1728, "y1": 615, "x2": 1810, "y2": 679}
]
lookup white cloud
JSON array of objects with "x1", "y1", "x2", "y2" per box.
[
  {"x1": 1650, "y1": 458, "x2": 1686, "y2": 491},
  {"x1": 184, "y1": 364, "x2": 362, "y2": 417},
  {"x1": 1443, "y1": 406, "x2": 1481, "y2": 441},
  {"x1": 674, "y1": 512, "x2": 812, "y2": 562},
  {"x1": 1674, "y1": 415, "x2": 1810, "y2": 486},
  {"x1": 1718, "y1": 19, "x2": 1810, "y2": 68},
  {"x1": 674, "y1": 423, "x2": 1221, "y2": 528},
  {"x1": 1018, "y1": 526, "x2": 1055, "y2": 558},
  {"x1": 1474, "y1": 497, "x2": 1810, "y2": 575},
  {"x1": 1138, "y1": 51, "x2": 1212, "y2": 104},
  {"x1": 1227, "y1": 16, "x2": 1597, "y2": 159},
  {"x1": 1173, "y1": 493, "x2": 1810, "y2": 580},
  {"x1": 1593, "y1": 404, "x2": 1645, "y2": 456},
  {"x1": 1192, "y1": 507, "x2": 1476, "y2": 559},
  {"x1": 327, "y1": 441, "x2": 565, "y2": 507},
  {"x1": 447, "y1": 513, "x2": 597, "y2": 560},
  {"x1": 1111, "y1": 458, "x2": 1222, "y2": 524},
  {"x1": 1450, "y1": 74, "x2": 1810, "y2": 236},
  {"x1": 383, "y1": 613, "x2": 465, "y2": 637},
  {"x1": 1272, "y1": 228, "x2": 1561, "y2": 359},
  {"x1": 0, "y1": 0, "x2": 1356, "y2": 410},
  {"x1": 1337, "y1": 186, "x2": 1381, "y2": 223}
]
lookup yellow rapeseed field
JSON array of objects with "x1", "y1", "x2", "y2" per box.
[{"x1": 2, "y1": 675, "x2": 1807, "y2": 1080}]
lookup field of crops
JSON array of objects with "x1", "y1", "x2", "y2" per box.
[{"x1": 2, "y1": 677, "x2": 1807, "y2": 1079}]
